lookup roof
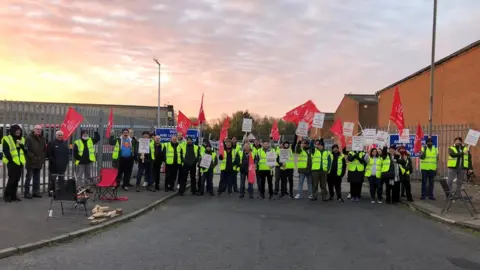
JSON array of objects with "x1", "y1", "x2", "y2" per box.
[
  {"x1": 345, "y1": 94, "x2": 378, "y2": 104},
  {"x1": 3, "y1": 100, "x2": 172, "y2": 110},
  {"x1": 376, "y1": 39, "x2": 480, "y2": 95}
]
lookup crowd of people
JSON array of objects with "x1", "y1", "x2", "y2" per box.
[{"x1": 1, "y1": 124, "x2": 474, "y2": 205}]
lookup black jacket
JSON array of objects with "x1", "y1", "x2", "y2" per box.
[
  {"x1": 239, "y1": 151, "x2": 258, "y2": 174},
  {"x1": 74, "y1": 132, "x2": 100, "y2": 164},
  {"x1": 329, "y1": 152, "x2": 346, "y2": 178},
  {"x1": 219, "y1": 149, "x2": 239, "y2": 172},
  {"x1": 46, "y1": 139, "x2": 70, "y2": 174},
  {"x1": 25, "y1": 132, "x2": 46, "y2": 169}
]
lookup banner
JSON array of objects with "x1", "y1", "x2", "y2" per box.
[
  {"x1": 60, "y1": 107, "x2": 84, "y2": 140},
  {"x1": 105, "y1": 108, "x2": 113, "y2": 138},
  {"x1": 176, "y1": 110, "x2": 191, "y2": 136},
  {"x1": 390, "y1": 87, "x2": 405, "y2": 135},
  {"x1": 271, "y1": 120, "x2": 280, "y2": 141}
]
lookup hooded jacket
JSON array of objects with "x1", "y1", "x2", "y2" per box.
[
  {"x1": 25, "y1": 130, "x2": 46, "y2": 169},
  {"x1": 46, "y1": 136, "x2": 70, "y2": 173},
  {"x1": 2, "y1": 125, "x2": 25, "y2": 166}
]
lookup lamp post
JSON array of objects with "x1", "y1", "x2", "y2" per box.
[
  {"x1": 153, "y1": 58, "x2": 161, "y2": 128},
  {"x1": 428, "y1": 0, "x2": 438, "y2": 136}
]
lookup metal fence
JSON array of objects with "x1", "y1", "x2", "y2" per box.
[
  {"x1": 0, "y1": 100, "x2": 156, "y2": 192},
  {"x1": 363, "y1": 124, "x2": 471, "y2": 180}
]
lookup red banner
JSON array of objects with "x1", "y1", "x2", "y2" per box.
[
  {"x1": 192, "y1": 93, "x2": 206, "y2": 126},
  {"x1": 60, "y1": 107, "x2": 84, "y2": 140},
  {"x1": 390, "y1": 87, "x2": 405, "y2": 135},
  {"x1": 270, "y1": 120, "x2": 280, "y2": 141},
  {"x1": 282, "y1": 100, "x2": 319, "y2": 125},
  {"x1": 414, "y1": 122, "x2": 424, "y2": 153},
  {"x1": 105, "y1": 108, "x2": 113, "y2": 138},
  {"x1": 218, "y1": 117, "x2": 230, "y2": 156},
  {"x1": 330, "y1": 118, "x2": 346, "y2": 149},
  {"x1": 248, "y1": 153, "x2": 256, "y2": 184},
  {"x1": 176, "y1": 111, "x2": 191, "y2": 136}
]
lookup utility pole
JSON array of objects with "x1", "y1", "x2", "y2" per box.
[
  {"x1": 428, "y1": 0, "x2": 438, "y2": 136},
  {"x1": 153, "y1": 58, "x2": 161, "y2": 128}
]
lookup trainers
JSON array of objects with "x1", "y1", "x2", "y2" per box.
[
  {"x1": 371, "y1": 200, "x2": 375, "y2": 204},
  {"x1": 347, "y1": 193, "x2": 351, "y2": 199},
  {"x1": 294, "y1": 194, "x2": 301, "y2": 199},
  {"x1": 377, "y1": 200, "x2": 383, "y2": 204},
  {"x1": 337, "y1": 198, "x2": 344, "y2": 202}
]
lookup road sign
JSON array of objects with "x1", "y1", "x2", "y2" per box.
[
  {"x1": 155, "y1": 128, "x2": 200, "y2": 143},
  {"x1": 389, "y1": 134, "x2": 438, "y2": 157}
]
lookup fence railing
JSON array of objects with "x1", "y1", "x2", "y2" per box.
[
  {"x1": 362, "y1": 124, "x2": 471, "y2": 180},
  {"x1": 0, "y1": 100, "x2": 156, "y2": 192}
]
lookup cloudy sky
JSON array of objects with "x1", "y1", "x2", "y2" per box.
[{"x1": 0, "y1": 0, "x2": 479, "y2": 119}]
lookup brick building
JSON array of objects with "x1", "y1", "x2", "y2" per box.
[
  {"x1": 333, "y1": 94, "x2": 378, "y2": 135},
  {"x1": 375, "y1": 40, "x2": 480, "y2": 170}
]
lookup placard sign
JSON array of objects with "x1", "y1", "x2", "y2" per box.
[
  {"x1": 266, "y1": 151, "x2": 277, "y2": 167},
  {"x1": 363, "y1": 129, "x2": 377, "y2": 144},
  {"x1": 375, "y1": 131, "x2": 389, "y2": 147},
  {"x1": 138, "y1": 138, "x2": 151, "y2": 154},
  {"x1": 399, "y1": 129, "x2": 410, "y2": 143},
  {"x1": 295, "y1": 121, "x2": 309, "y2": 137},
  {"x1": 312, "y1": 112, "x2": 325, "y2": 128},
  {"x1": 343, "y1": 122, "x2": 354, "y2": 137},
  {"x1": 242, "y1": 118, "x2": 253, "y2": 133},
  {"x1": 352, "y1": 136, "x2": 364, "y2": 151},
  {"x1": 279, "y1": 149, "x2": 291, "y2": 163},
  {"x1": 200, "y1": 154, "x2": 213, "y2": 168},
  {"x1": 465, "y1": 129, "x2": 480, "y2": 146}
]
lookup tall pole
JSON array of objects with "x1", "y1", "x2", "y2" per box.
[
  {"x1": 153, "y1": 58, "x2": 161, "y2": 128},
  {"x1": 428, "y1": 0, "x2": 437, "y2": 136}
]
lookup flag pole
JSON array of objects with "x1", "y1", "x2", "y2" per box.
[{"x1": 428, "y1": 0, "x2": 438, "y2": 137}]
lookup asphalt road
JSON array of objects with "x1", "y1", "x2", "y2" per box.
[{"x1": 1, "y1": 193, "x2": 480, "y2": 270}]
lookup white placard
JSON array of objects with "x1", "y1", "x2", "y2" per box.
[
  {"x1": 465, "y1": 129, "x2": 480, "y2": 146},
  {"x1": 352, "y1": 136, "x2": 364, "y2": 151},
  {"x1": 312, "y1": 112, "x2": 325, "y2": 128},
  {"x1": 295, "y1": 121, "x2": 309, "y2": 137},
  {"x1": 266, "y1": 151, "x2": 277, "y2": 167},
  {"x1": 279, "y1": 149, "x2": 291, "y2": 163},
  {"x1": 343, "y1": 122, "x2": 354, "y2": 137},
  {"x1": 375, "y1": 131, "x2": 389, "y2": 147},
  {"x1": 200, "y1": 154, "x2": 213, "y2": 168},
  {"x1": 363, "y1": 129, "x2": 377, "y2": 144},
  {"x1": 138, "y1": 138, "x2": 151, "y2": 154},
  {"x1": 242, "y1": 118, "x2": 253, "y2": 132},
  {"x1": 399, "y1": 129, "x2": 410, "y2": 143}
]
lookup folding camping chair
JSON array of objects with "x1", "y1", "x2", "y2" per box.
[
  {"x1": 47, "y1": 174, "x2": 89, "y2": 220},
  {"x1": 440, "y1": 178, "x2": 477, "y2": 217},
  {"x1": 93, "y1": 168, "x2": 118, "y2": 201}
]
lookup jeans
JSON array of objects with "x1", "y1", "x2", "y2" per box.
[
  {"x1": 280, "y1": 169, "x2": 294, "y2": 196},
  {"x1": 368, "y1": 176, "x2": 382, "y2": 201},
  {"x1": 75, "y1": 163, "x2": 93, "y2": 187},
  {"x1": 180, "y1": 164, "x2": 197, "y2": 194},
  {"x1": 274, "y1": 166, "x2": 281, "y2": 193},
  {"x1": 311, "y1": 170, "x2": 328, "y2": 199},
  {"x1": 25, "y1": 168, "x2": 41, "y2": 195},
  {"x1": 218, "y1": 171, "x2": 236, "y2": 194},
  {"x1": 297, "y1": 172, "x2": 312, "y2": 196},
  {"x1": 327, "y1": 174, "x2": 343, "y2": 199},
  {"x1": 447, "y1": 169, "x2": 465, "y2": 194},
  {"x1": 258, "y1": 170, "x2": 273, "y2": 197},
  {"x1": 136, "y1": 161, "x2": 152, "y2": 186},
  {"x1": 240, "y1": 173, "x2": 253, "y2": 196},
  {"x1": 421, "y1": 170, "x2": 436, "y2": 198}
]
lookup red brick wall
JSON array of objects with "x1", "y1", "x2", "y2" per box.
[
  {"x1": 377, "y1": 45, "x2": 480, "y2": 171},
  {"x1": 334, "y1": 96, "x2": 360, "y2": 135}
]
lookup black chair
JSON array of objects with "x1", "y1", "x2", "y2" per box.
[{"x1": 47, "y1": 175, "x2": 88, "y2": 220}]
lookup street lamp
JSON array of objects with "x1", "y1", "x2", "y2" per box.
[
  {"x1": 153, "y1": 58, "x2": 161, "y2": 128},
  {"x1": 428, "y1": 0, "x2": 438, "y2": 136}
]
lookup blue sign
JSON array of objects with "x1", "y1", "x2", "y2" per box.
[
  {"x1": 389, "y1": 134, "x2": 438, "y2": 157},
  {"x1": 155, "y1": 128, "x2": 200, "y2": 143}
]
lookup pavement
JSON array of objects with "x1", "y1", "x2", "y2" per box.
[
  {"x1": 0, "y1": 174, "x2": 172, "y2": 251},
  {"x1": 400, "y1": 181, "x2": 480, "y2": 230},
  {"x1": 1, "y1": 187, "x2": 479, "y2": 270}
]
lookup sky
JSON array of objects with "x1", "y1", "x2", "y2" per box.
[{"x1": 0, "y1": 0, "x2": 479, "y2": 119}]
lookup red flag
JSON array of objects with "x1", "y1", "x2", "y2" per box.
[
  {"x1": 282, "y1": 100, "x2": 319, "y2": 125},
  {"x1": 192, "y1": 93, "x2": 206, "y2": 126},
  {"x1": 218, "y1": 117, "x2": 230, "y2": 156},
  {"x1": 105, "y1": 108, "x2": 113, "y2": 139},
  {"x1": 247, "y1": 152, "x2": 256, "y2": 184},
  {"x1": 60, "y1": 107, "x2": 84, "y2": 140},
  {"x1": 330, "y1": 118, "x2": 346, "y2": 149},
  {"x1": 176, "y1": 111, "x2": 191, "y2": 136},
  {"x1": 413, "y1": 122, "x2": 424, "y2": 154},
  {"x1": 270, "y1": 120, "x2": 280, "y2": 141},
  {"x1": 390, "y1": 87, "x2": 405, "y2": 135}
]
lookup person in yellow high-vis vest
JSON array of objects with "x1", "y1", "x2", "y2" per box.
[
  {"x1": 447, "y1": 137, "x2": 473, "y2": 194},
  {"x1": 198, "y1": 142, "x2": 217, "y2": 196},
  {"x1": 111, "y1": 128, "x2": 136, "y2": 191},
  {"x1": 398, "y1": 146, "x2": 414, "y2": 202},
  {"x1": 74, "y1": 130, "x2": 100, "y2": 192},
  {"x1": 153, "y1": 136, "x2": 164, "y2": 191},
  {"x1": 364, "y1": 147, "x2": 382, "y2": 203},
  {"x1": 256, "y1": 141, "x2": 275, "y2": 199},
  {"x1": 231, "y1": 136, "x2": 242, "y2": 193},
  {"x1": 237, "y1": 143, "x2": 257, "y2": 199},
  {"x1": 218, "y1": 140, "x2": 239, "y2": 195},
  {"x1": 311, "y1": 139, "x2": 331, "y2": 201},
  {"x1": 162, "y1": 136, "x2": 182, "y2": 192},
  {"x1": 179, "y1": 136, "x2": 200, "y2": 196},
  {"x1": 419, "y1": 137, "x2": 438, "y2": 200},
  {"x1": 278, "y1": 141, "x2": 295, "y2": 199},
  {"x1": 2, "y1": 125, "x2": 25, "y2": 202},
  {"x1": 135, "y1": 131, "x2": 156, "y2": 192},
  {"x1": 294, "y1": 137, "x2": 312, "y2": 199},
  {"x1": 380, "y1": 145, "x2": 405, "y2": 204},
  {"x1": 346, "y1": 149, "x2": 366, "y2": 202},
  {"x1": 327, "y1": 144, "x2": 346, "y2": 202}
]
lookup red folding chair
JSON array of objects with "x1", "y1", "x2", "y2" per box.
[{"x1": 93, "y1": 168, "x2": 118, "y2": 201}]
